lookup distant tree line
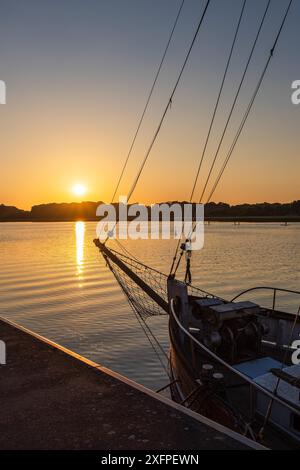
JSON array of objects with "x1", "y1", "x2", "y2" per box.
[
  {"x1": 0, "y1": 204, "x2": 29, "y2": 221},
  {"x1": 0, "y1": 200, "x2": 299, "y2": 222},
  {"x1": 204, "y1": 201, "x2": 300, "y2": 218}
]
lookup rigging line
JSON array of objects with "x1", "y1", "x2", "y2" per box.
[
  {"x1": 169, "y1": 0, "x2": 247, "y2": 276},
  {"x1": 189, "y1": 0, "x2": 247, "y2": 203},
  {"x1": 126, "y1": 0, "x2": 211, "y2": 205},
  {"x1": 171, "y1": 0, "x2": 271, "y2": 277},
  {"x1": 206, "y1": 64, "x2": 272, "y2": 203},
  {"x1": 105, "y1": 256, "x2": 170, "y2": 377},
  {"x1": 172, "y1": 0, "x2": 293, "y2": 277},
  {"x1": 104, "y1": 0, "x2": 210, "y2": 247},
  {"x1": 130, "y1": 301, "x2": 170, "y2": 378},
  {"x1": 114, "y1": 238, "x2": 141, "y2": 263},
  {"x1": 110, "y1": 0, "x2": 186, "y2": 204},
  {"x1": 205, "y1": 0, "x2": 293, "y2": 205},
  {"x1": 134, "y1": 304, "x2": 169, "y2": 364},
  {"x1": 197, "y1": 0, "x2": 272, "y2": 205}
]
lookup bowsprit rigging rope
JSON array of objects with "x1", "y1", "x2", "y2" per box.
[
  {"x1": 113, "y1": 259, "x2": 170, "y2": 372},
  {"x1": 97, "y1": 241, "x2": 218, "y2": 378},
  {"x1": 110, "y1": 0, "x2": 186, "y2": 205},
  {"x1": 172, "y1": 0, "x2": 293, "y2": 277},
  {"x1": 95, "y1": 241, "x2": 217, "y2": 320},
  {"x1": 130, "y1": 305, "x2": 170, "y2": 379},
  {"x1": 101, "y1": 242, "x2": 171, "y2": 376}
]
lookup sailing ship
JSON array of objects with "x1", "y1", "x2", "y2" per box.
[
  {"x1": 94, "y1": 0, "x2": 299, "y2": 449},
  {"x1": 94, "y1": 239, "x2": 300, "y2": 448}
]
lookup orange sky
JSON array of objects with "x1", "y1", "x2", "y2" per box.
[{"x1": 0, "y1": 0, "x2": 299, "y2": 210}]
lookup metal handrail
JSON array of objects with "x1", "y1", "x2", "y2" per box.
[
  {"x1": 170, "y1": 298, "x2": 300, "y2": 417},
  {"x1": 231, "y1": 286, "x2": 300, "y2": 302}
]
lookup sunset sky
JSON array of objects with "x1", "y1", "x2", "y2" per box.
[{"x1": 0, "y1": 0, "x2": 299, "y2": 210}]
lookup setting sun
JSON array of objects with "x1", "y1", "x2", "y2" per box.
[{"x1": 72, "y1": 183, "x2": 87, "y2": 197}]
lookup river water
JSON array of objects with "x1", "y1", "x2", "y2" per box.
[{"x1": 0, "y1": 221, "x2": 299, "y2": 389}]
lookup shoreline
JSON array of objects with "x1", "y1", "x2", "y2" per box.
[{"x1": 0, "y1": 217, "x2": 299, "y2": 223}]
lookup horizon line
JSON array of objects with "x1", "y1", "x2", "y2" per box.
[{"x1": 1, "y1": 198, "x2": 300, "y2": 213}]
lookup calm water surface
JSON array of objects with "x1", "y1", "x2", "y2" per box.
[{"x1": 0, "y1": 222, "x2": 299, "y2": 390}]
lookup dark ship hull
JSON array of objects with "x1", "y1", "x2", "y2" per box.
[
  {"x1": 167, "y1": 278, "x2": 300, "y2": 449},
  {"x1": 94, "y1": 240, "x2": 300, "y2": 449}
]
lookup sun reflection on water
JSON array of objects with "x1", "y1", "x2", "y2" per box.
[{"x1": 75, "y1": 221, "x2": 85, "y2": 283}]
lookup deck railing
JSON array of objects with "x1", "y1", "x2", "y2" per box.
[
  {"x1": 170, "y1": 298, "x2": 300, "y2": 418},
  {"x1": 230, "y1": 286, "x2": 300, "y2": 312}
]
